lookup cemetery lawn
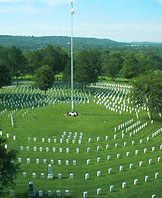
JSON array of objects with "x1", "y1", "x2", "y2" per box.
[{"x1": 1, "y1": 102, "x2": 162, "y2": 198}]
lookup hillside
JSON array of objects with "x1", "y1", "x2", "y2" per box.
[
  {"x1": 0, "y1": 35, "x2": 125, "y2": 51},
  {"x1": 0, "y1": 35, "x2": 162, "y2": 51}
]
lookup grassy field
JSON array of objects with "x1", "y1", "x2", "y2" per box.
[{"x1": 0, "y1": 86, "x2": 162, "y2": 198}]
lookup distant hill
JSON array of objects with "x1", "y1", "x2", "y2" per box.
[
  {"x1": 0, "y1": 35, "x2": 125, "y2": 51},
  {"x1": 0, "y1": 35, "x2": 162, "y2": 51}
]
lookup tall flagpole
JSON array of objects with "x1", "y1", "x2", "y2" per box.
[{"x1": 71, "y1": 1, "x2": 74, "y2": 113}]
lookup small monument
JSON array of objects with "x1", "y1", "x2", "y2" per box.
[
  {"x1": 48, "y1": 164, "x2": 53, "y2": 179},
  {"x1": 28, "y1": 182, "x2": 36, "y2": 198}
]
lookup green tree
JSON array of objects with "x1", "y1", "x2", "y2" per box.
[
  {"x1": 0, "y1": 45, "x2": 9, "y2": 61},
  {"x1": 0, "y1": 60, "x2": 11, "y2": 88},
  {"x1": 8, "y1": 47, "x2": 27, "y2": 86},
  {"x1": 121, "y1": 53, "x2": 140, "y2": 79},
  {"x1": 0, "y1": 137, "x2": 19, "y2": 196},
  {"x1": 75, "y1": 49, "x2": 101, "y2": 87},
  {"x1": 131, "y1": 71, "x2": 162, "y2": 119},
  {"x1": 102, "y1": 51, "x2": 123, "y2": 80},
  {"x1": 62, "y1": 59, "x2": 71, "y2": 82},
  {"x1": 34, "y1": 65, "x2": 54, "y2": 91},
  {"x1": 24, "y1": 50, "x2": 43, "y2": 75},
  {"x1": 42, "y1": 45, "x2": 69, "y2": 74}
]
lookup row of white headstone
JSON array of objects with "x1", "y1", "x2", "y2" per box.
[
  {"x1": 9, "y1": 188, "x2": 157, "y2": 198},
  {"x1": 19, "y1": 142, "x2": 162, "y2": 155},
  {"x1": 1, "y1": 86, "x2": 90, "y2": 112},
  {"x1": 23, "y1": 170, "x2": 159, "y2": 181},
  {"x1": 18, "y1": 154, "x2": 161, "y2": 166},
  {"x1": 114, "y1": 118, "x2": 134, "y2": 132}
]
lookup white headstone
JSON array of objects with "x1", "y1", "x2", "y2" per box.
[
  {"x1": 52, "y1": 147, "x2": 56, "y2": 152},
  {"x1": 73, "y1": 160, "x2": 76, "y2": 166},
  {"x1": 126, "y1": 152, "x2": 130, "y2": 157},
  {"x1": 110, "y1": 185, "x2": 114, "y2": 192},
  {"x1": 119, "y1": 166, "x2": 123, "y2": 171},
  {"x1": 96, "y1": 188, "x2": 101, "y2": 195},
  {"x1": 36, "y1": 159, "x2": 40, "y2": 164},
  {"x1": 23, "y1": 172, "x2": 26, "y2": 177},
  {"x1": 107, "y1": 155, "x2": 111, "y2": 160},
  {"x1": 20, "y1": 146, "x2": 24, "y2": 151},
  {"x1": 122, "y1": 182, "x2": 126, "y2": 189},
  {"x1": 108, "y1": 168, "x2": 112, "y2": 174},
  {"x1": 96, "y1": 146, "x2": 100, "y2": 151},
  {"x1": 85, "y1": 173, "x2": 89, "y2": 180},
  {"x1": 117, "y1": 153, "x2": 120, "y2": 159},
  {"x1": 83, "y1": 192, "x2": 88, "y2": 198},
  {"x1": 58, "y1": 173, "x2": 62, "y2": 179},
  {"x1": 66, "y1": 160, "x2": 69, "y2": 166},
  {"x1": 46, "y1": 147, "x2": 49, "y2": 152},
  {"x1": 33, "y1": 147, "x2": 37, "y2": 152},
  {"x1": 76, "y1": 148, "x2": 79, "y2": 154},
  {"x1": 148, "y1": 159, "x2": 152, "y2": 165},
  {"x1": 70, "y1": 173, "x2": 73, "y2": 179},
  {"x1": 56, "y1": 190, "x2": 61, "y2": 197},
  {"x1": 152, "y1": 146, "x2": 155, "y2": 152},
  {"x1": 145, "y1": 176, "x2": 149, "y2": 182},
  {"x1": 155, "y1": 172, "x2": 158, "y2": 179},
  {"x1": 87, "y1": 159, "x2": 90, "y2": 165},
  {"x1": 27, "y1": 158, "x2": 30, "y2": 163},
  {"x1": 48, "y1": 164, "x2": 53, "y2": 179},
  {"x1": 97, "y1": 136, "x2": 100, "y2": 142},
  {"x1": 97, "y1": 171, "x2": 101, "y2": 177},
  {"x1": 65, "y1": 190, "x2": 69, "y2": 197},
  {"x1": 134, "y1": 179, "x2": 138, "y2": 185},
  {"x1": 48, "y1": 138, "x2": 51, "y2": 143},
  {"x1": 32, "y1": 173, "x2": 36, "y2": 178},
  {"x1": 41, "y1": 173, "x2": 44, "y2": 179},
  {"x1": 87, "y1": 148, "x2": 90, "y2": 153},
  {"x1": 58, "y1": 160, "x2": 61, "y2": 165}
]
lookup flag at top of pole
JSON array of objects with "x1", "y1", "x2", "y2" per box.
[{"x1": 71, "y1": 2, "x2": 75, "y2": 15}]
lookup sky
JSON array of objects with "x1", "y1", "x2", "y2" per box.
[{"x1": 0, "y1": 0, "x2": 162, "y2": 42}]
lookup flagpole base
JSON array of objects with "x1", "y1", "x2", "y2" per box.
[{"x1": 67, "y1": 112, "x2": 79, "y2": 117}]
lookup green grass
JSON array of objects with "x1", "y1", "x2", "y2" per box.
[{"x1": 1, "y1": 101, "x2": 162, "y2": 198}]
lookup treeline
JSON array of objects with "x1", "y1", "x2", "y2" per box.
[
  {"x1": 0, "y1": 35, "x2": 124, "y2": 51},
  {"x1": 0, "y1": 44, "x2": 162, "y2": 88}
]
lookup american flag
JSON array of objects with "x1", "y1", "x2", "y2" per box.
[{"x1": 71, "y1": 2, "x2": 75, "y2": 15}]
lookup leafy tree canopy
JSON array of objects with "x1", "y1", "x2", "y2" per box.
[
  {"x1": 34, "y1": 65, "x2": 54, "y2": 91},
  {"x1": 121, "y1": 53, "x2": 140, "y2": 79},
  {"x1": 102, "y1": 51, "x2": 123, "y2": 80},
  {"x1": 0, "y1": 59, "x2": 11, "y2": 88},
  {"x1": 75, "y1": 49, "x2": 101, "y2": 86},
  {"x1": 0, "y1": 137, "x2": 19, "y2": 195},
  {"x1": 131, "y1": 71, "x2": 162, "y2": 119}
]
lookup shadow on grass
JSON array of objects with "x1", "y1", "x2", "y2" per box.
[
  {"x1": 80, "y1": 113, "x2": 112, "y2": 116},
  {"x1": 15, "y1": 191, "x2": 28, "y2": 198}
]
